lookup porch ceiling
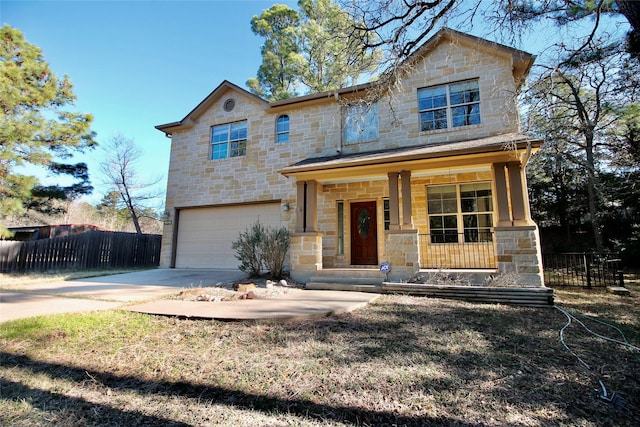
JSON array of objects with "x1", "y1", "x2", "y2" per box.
[{"x1": 279, "y1": 133, "x2": 542, "y2": 184}]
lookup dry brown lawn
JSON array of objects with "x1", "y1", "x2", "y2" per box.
[{"x1": 1, "y1": 277, "x2": 638, "y2": 426}]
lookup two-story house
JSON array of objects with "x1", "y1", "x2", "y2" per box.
[{"x1": 156, "y1": 28, "x2": 545, "y2": 288}]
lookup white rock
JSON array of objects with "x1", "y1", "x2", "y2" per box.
[
  {"x1": 278, "y1": 279, "x2": 288, "y2": 287},
  {"x1": 265, "y1": 280, "x2": 276, "y2": 289}
]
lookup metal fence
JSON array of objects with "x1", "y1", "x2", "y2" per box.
[
  {"x1": 419, "y1": 232, "x2": 496, "y2": 269},
  {"x1": 0, "y1": 230, "x2": 162, "y2": 273},
  {"x1": 542, "y1": 252, "x2": 624, "y2": 288}
]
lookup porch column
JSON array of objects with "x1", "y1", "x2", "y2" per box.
[
  {"x1": 492, "y1": 163, "x2": 512, "y2": 226},
  {"x1": 387, "y1": 172, "x2": 400, "y2": 230},
  {"x1": 400, "y1": 170, "x2": 413, "y2": 228},
  {"x1": 295, "y1": 181, "x2": 305, "y2": 233},
  {"x1": 507, "y1": 162, "x2": 528, "y2": 226},
  {"x1": 305, "y1": 180, "x2": 319, "y2": 232},
  {"x1": 295, "y1": 180, "x2": 319, "y2": 232},
  {"x1": 291, "y1": 179, "x2": 323, "y2": 282}
]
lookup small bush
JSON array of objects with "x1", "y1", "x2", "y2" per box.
[
  {"x1": 260, "y1": 226, "x2": 290, "y2": 279},
  {"x1": 232, "y1": 221, "x2": 265, "y2": 277},
  {"x1": 232, "y1": 221, "x2": 290, "y2": 279}
]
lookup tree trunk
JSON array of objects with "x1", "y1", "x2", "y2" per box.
[
  {"x1": 617, "y1": 0, "x2": 640, "y2": 57},
  {"x1": 584, "y1": 133, "x2": 605, "y2": 252}
]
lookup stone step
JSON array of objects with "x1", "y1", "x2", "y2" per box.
[
  {"x1": 305, "y1": 282, "x2": 382, "y2": 293},
  {"x1": 311, "y1": 268, "x2": 383, "y2": 279},
  {"x1": 308, "y1": 275, "x2": 384, "y2": 286},
  {"x1": 607, "y1": 286, "x2": 630, "y2": 296}
]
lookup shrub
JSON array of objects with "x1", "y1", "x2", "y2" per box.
[
  {"x1": 232, "y1": 221, "x2": 290, "y2": 279},
  {"x1": 260, "y1": 226, "x2": 290, "y2": 279},
  {"x1": 232, "y1": 221, "x2": 265, "y2": 277}
]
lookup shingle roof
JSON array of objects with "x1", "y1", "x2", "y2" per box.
[{"x1": 280, "y1": 133, "x2": 542, "y2": 175}]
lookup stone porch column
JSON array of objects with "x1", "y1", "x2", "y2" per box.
[
  {"x1": 387, "y1": 172, "x2": 400, "y2": 230},
  {"x1": 494, "y1": 225, "x2": 544, "y2": 286},
  {"x1": 400, "y1": 170, "x2": 413, "y2": 229},
  {"x1": 290, "y1": 232, "x2": 323, "y2": 283},
  {"x1": 295, "y1": 180, "x2": 319, "y2": 232},
  {"x1": 492, "y1": 163, "x2": 512, "y2": 227},
  {"x1": 507, "y1": 162, "x2": 529, "y2": 226},
  {"x1": 384, "y1": 229, "x2": 420, "y2": 282},
  {"x1": 292, "y1": 180, "x2": 323, "y2": 282}
]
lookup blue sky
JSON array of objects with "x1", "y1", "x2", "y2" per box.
[
  {"x1": 1, "y1": 1, "x2": 629, "y2": 210},
  {"x1": 1, "y1": 0, "x2": 298, "y2": 206}
]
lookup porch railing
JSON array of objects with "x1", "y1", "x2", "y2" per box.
[
  {"x1": 542, "y1": 252, "x2": 624, "y2": 288},
  {"x1": 419, "y1": 232, "x2": 496, "y2": 269}
]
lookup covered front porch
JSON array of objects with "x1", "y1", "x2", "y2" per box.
[{"x1": 280, "y1": 134, "x2": 545, "y2": 288}]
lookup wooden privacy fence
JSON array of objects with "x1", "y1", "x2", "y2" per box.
[
  {"x1": 542, "y1": 252, "x2": 624, "y2": 288},
  {"x1": 0, "y1": 231, "x2": 162, "y2": 273}
]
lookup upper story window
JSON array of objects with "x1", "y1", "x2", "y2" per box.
[
  {"x1": 276, "y1": 115, "x2": 289, "y2": 143},
  {"x1": 418, "y1": 79, "x2": 480, "y2": 131},
  {"x1": 211, "y1": 121, "x2": 247, "y2": 160},
  {"x1": 427, "y1": 182, "x2": 493, "y2": 243},
  {"x1": 344, "y1": 102, "x2": 378, "y2": 144}
]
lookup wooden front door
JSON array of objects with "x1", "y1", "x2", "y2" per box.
[{"x1": 350, "y1": 201, "x2": 378, "y2": 265}]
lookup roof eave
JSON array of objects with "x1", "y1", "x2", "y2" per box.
[{"x1": 280, "y1": 138, "x2": 542, "y2": 177}]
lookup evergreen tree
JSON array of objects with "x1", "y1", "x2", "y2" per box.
[
  {"x1": 0, "y1": 25, "x2": 96, "y2": 236},
  {"x1": 247, "y1": 4, "x2": 303, "y2": 100}
]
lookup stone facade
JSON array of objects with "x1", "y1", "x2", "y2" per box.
[
  {"x1": 494, "y1": 226, "x2": 544, "y2": 286},
  {"x1": 157, "y1": 29, "x2": 544, "y2": 287}
]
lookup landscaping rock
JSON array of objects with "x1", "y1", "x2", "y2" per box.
[
  {"x1": 242, "y1": 291, "x2": 257, "y2": 299},
  {"x1": 266, "y1": 280, "x2": 276, "y2": 289},
  {"x1": 279, "y1": 279, "x2": 288, "y2": 287},
  {"x1": 234, "y1": 283, "x2": 257, "y2": 292}
]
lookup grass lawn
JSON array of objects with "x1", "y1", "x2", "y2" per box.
[{"x1": 1, "y1": 278, "x2": 638, "y2": 426}]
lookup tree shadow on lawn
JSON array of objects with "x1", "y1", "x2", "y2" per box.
[
  {"x1": 1, "y1": 377, "x2": 191, "y2": 427},
  {"x1": 3, "y1": 351, "x2": 478, "y2": 427},
  {"x1": 2, "y1": 296, "x2": 638, "y2": 426},
  {"x1": 270, "y1": 298, "x2": 640, "y2": 424}
]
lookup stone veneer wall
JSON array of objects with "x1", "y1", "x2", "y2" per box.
[
  {"x1": 384, "y1": 230, "x2": 420, "y2": 281},
  {"x1": 319, "y1": 179, "x2": 389, "y2": 267},
  {"x1": 161, "y1": 36, "x2": 525, "y2": 268},
  {"x1": 494, "y1": 226, "x2": 544, "y2": 286},
  {"x1": 290, "y1": 232, "x2": 323, "y2": 283}
]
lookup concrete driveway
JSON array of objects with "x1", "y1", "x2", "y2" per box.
[
  {"x1": 0, "y1": 269, "x2": 380, "y2": 323},
  {"x1": 0, "y1": 269, "x2": 245, "y2": 323}
]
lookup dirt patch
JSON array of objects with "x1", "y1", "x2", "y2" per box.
[{"x1": 171, "y1": 275, "x2": 304, "y2": 302}]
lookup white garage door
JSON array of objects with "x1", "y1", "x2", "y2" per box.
[{"x1": 175, "y1": 203, "x2": 282, "y2": 268}]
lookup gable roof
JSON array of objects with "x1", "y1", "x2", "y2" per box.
[
  {"x1": 407, "y1": 28, "x2": 535, "y2": 86},
  {"x1": 156, "y1": 28, "x2": 534, "y2": 135},
  {"x1": 155, "y1": 80, "x2": 268, "y2": 135},
  {"x1": 269, "y1": 28, "x2": 534, "y2": 109}
]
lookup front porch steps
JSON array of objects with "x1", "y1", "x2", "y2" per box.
[{"x1": 306, "y1": 268, "x2": 384, "y2": 293}]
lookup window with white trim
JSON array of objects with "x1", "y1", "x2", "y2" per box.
[
  {"x1": 276, "y1": 115, "x2": 289, "y2": 143},
  {"x1": 383, "y1": 199, "x2": 390, "y2": 230},
  {"x1": 344, "y1": 102, "x2": 378, "y2": 144},
  {"x1": 211, "y1": 121, "x2": 247, "y2": 160},
  {"x1": 418, "y1": 80, "x2": 480, "y2": 131},
  {"x1": 426, "y1": 182, "x2": 493, "y2": 243}
]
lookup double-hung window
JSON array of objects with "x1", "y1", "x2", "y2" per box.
[
  {"x1": 418, "y1": 80, "x2": 480, "y2": 131},
  {"x1": 344, "y1": 102, "x2": 378, "y2": 144},
  {"x1": 211, "y1": 121, "x2": 247, "y2": 160},
  {"x1": 427, "y1": 182, "x2": 493, "y2": 243}
]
